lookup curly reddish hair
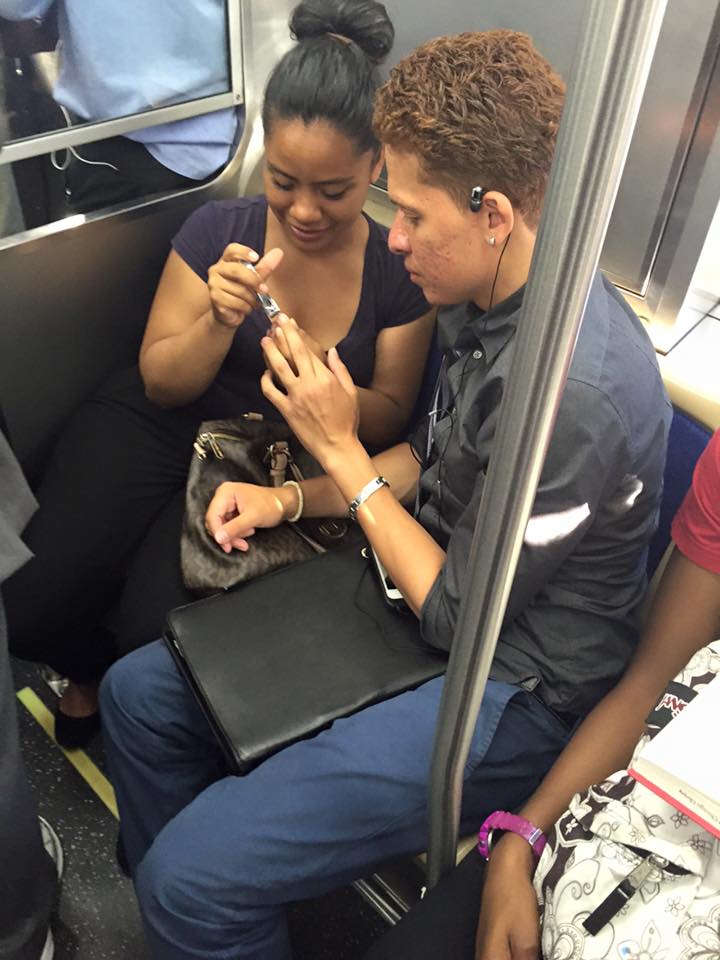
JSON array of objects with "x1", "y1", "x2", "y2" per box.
[{"x1": 373, "y1": 30, "x2": 565, "y2": 226}]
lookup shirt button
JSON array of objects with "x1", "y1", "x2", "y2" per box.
[{"x1": 473, "y1": 349, "x2": 483, "y2": 360}]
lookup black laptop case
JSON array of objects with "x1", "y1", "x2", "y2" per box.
[{"x1": 164, "y1": 543, "x2": 447, "y2": 774}]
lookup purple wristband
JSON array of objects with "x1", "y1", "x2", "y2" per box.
[{"x1": 477, "y1": 811, "x2": 547, "y2": 861}]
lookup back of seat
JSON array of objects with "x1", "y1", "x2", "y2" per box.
[{"x1": 646, "y1": 408, "x2": 712, "y2": 579}]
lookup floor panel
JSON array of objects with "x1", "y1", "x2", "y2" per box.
[{"x1": 12, "y1": 657, "x2": 389, "y2": 959}]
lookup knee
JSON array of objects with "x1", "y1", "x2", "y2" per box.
[
  {"x1": 100, "y1": 641, "x2": 169, "y2": 736},
  {"x1": 135, "y1": 837, "x2": 248, "y2": 953}
]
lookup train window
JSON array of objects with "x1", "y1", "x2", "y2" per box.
[
  {"x1": 0, "y1": 1, "x2": 242, "y2": 232},
  {"x1": 377, "y1": 0, "x2": 720, "y2": 348}
]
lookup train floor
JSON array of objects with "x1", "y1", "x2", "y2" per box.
[{"x1": 12, "y1": 657, "x2": 391, "y2": 960}]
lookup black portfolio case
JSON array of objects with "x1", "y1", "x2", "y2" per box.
[{"x1": 165, "y1": 544, "x2": 447, "y2": 774}]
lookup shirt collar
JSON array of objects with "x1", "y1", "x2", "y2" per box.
[{"x1": 437, "y1": 284, "x2": 526, "y2": 364}]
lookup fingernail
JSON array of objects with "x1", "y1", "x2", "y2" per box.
[
  {"x1": 215, "y1": 530, "x2": 228, "y2": 545},
  {"x1": 259, "y1": 283, "x2": 269, "y2": 294},
  {"x1": 278, "y1": 313, "x2": 289, "y2": 325},
  {"x1": 247, "y1": 250, "x2": 259, "y2": 262}
]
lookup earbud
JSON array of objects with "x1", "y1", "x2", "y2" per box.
[{"x1": 469, "y1": 186, "x2": 486, "y2": 213}]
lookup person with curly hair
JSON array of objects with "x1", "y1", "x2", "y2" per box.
[{"x1": 100, "y1": 30, "x2": 671, "y2": 959}]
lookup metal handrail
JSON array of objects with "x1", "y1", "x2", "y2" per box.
[{"x1": 426, "y1": 0, "x2": 669, "y2": 887}]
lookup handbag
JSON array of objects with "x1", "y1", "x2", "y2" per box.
[
  {"x1": 534, "y1": 640, "x2": 720, "y2": 960},
  {"x1": 180, "y1": 415, "x2": 347, "y2": 595},
  {"x1": 165, "y1": 543, "x2": 447, "y2": 774}
]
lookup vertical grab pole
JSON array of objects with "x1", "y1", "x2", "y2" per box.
[{"x1": 426, "y1": 0, "x2": 669, "y2": 888}]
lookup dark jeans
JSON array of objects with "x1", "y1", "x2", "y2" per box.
[
  {"x1": 62, "y1": 135, "x2": 219, "y2": 215},
  {"x1": 4, "y1": 367, "x2": 202, "y2": 682},
  {"x1": 101, "y1": 641, "x2": 567, "y2": 959},
  {"x1": 364, "y1": 849, "x2": 486, "y2": 960},
  {"x1": 0, "y1": 598, "x2": 57, "y2": 960}
]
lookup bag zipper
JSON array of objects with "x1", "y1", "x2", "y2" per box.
[
  {"x1": 583, "y1": 852, "x2": 669, "y2": 935},
  {"x1": 192, "y1": 413, "x2": 266, "y2": 462}
]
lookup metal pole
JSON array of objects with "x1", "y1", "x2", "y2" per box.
[{"x1": 426, "y1": 0, "x2": 669, "y2": 888}]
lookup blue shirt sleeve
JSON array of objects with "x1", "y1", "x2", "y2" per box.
[{"x1": 0, "y1": 0, "x2": 53, "y2": 20}]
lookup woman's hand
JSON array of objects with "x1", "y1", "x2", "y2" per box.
[
  {"x1": 475, "y1": 836, "x2": 540, "y2": 960},
  {"x1": 261, "y1": 316, "x2": 360, "y2": 470},
  {"x1": 207, "y1": 244, "x2": 284, "y2": 329},
  {"x1": 205, "y1": 481, "x2": 297, "y2": 552}
]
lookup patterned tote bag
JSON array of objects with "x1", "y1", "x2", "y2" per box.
[{"x1": 534, "y1": 640, "x2": 720, "y2": 960}]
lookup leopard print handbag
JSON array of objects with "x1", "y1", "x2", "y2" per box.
[{"x1": 180, "y1": 416, "x2": 346, "y2": 596}]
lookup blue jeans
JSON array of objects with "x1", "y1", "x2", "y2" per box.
[{"x1": 101, "y1": 641, "x2": 569, "y2": 960}]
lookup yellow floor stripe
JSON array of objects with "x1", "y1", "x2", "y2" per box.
[{"x1": 17, "y1": 686, "x2": 119, "y2": 820}]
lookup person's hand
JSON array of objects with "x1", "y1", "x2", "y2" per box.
[
  {"x1": 205, "y1": 481, "x2": 295, "y2": 552},
  {"x1": 207, "y1": 244, "x2": 284, "y2": 329},
  {"x1": 475, "y1": 836, "x2": 540, "y2": 960},
  {"x1": 261, "y1": 316, "x2": 359, "y2": 469},
  {"x1": 269, "y1": 317, "x2": 328, "y2": 366}
]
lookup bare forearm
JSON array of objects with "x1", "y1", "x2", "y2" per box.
[
  {"x1": 520, "y1": 552, "x2": 720, "y2": 835},
  {"x1": 355, "y1": 387, "x2": 412, "y2": 448},
  {"x1": 518, "y1": 682, "x2": 653, "y2": 833},
  {"x1": 299, "y1": 442, "x2": 420, "y2": 517},
  {"x1": 321, "y1": 440, "x2": 444, "y2": 615},
  {"x1": 139, "y1": 311, "x2": 236, "y2": 407},
  {"x1": 288, "y1": 441, "x2": 441, "y2": 614}
]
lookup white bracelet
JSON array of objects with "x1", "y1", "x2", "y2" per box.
[
  {"x1": 282, "y1": 480, "x2": 304, "y2": 522},
  {"x1": 348, "y1": 476, "x2": 389, "y2": 521}
]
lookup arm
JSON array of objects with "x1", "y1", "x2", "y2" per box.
[
  {"x1": 475, "y1": 548, "x2": 720, "y2": 960},
  {"x1": 206, "y1": 320, "x2": 445, "y2": 614},
  {"x1": 354, "y1": 310, "x2": 436, "y2": 448},
  {"x1": 139, "y1": 245, "x2": 282, "y2": 408}
]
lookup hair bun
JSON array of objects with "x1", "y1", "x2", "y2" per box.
[{"x1": 290, "y1": 0, "x2": 394, "y2": 65}]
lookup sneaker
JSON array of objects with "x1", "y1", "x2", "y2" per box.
[
  {"x1": 37, "y1": 818, "x2": 63, "y2": 960},
  {"x1": 38, "y1": 929, "x2": 54, "y2": 960},
  {"x1": 38, "y1": 817, "x2": 64, "y2": 882}
]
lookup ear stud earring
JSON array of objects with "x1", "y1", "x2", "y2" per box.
[{"x1": 486, "y1": 235, "x2": 496, "y2": 247}]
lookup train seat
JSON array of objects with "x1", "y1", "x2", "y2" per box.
[{"x1": 646, "y1": 407, "x2": 713, "y2": 580}]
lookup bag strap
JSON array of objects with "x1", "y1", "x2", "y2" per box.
[{"x1": 265, "y1": 441, "x2": 292, "y2": 487}]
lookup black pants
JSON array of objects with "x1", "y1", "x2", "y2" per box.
[
  {"x1": 4, "y1": 367, "x2": 203, "y2": 682},
  {"x1": 363, "y1": 850, "x2": 486, "y2": 960},
  {"x1": 62, "y1": 136, "x2": 218, "y2": 215},
  {"x1": 0, "y1": 598, "x2": 58, "y2": 960}
]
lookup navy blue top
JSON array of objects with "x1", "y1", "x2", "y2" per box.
[{"x1": 172, "y1": 196, "x2": 430, "y2": 420}]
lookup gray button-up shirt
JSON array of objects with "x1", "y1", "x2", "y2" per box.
[{"x1": 413, "y1": 272, "x2": 672, "y2": 718}]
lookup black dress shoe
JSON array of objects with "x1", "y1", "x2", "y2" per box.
[
  {"x1": 53, "y1": 704, "x2": 101, "y2": 749},
  {"x1": 115, "y1": 835, "x2": 131, "y2": 878}
]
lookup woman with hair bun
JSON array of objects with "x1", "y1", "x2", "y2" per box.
[{"x1": 5, "y1": 0, "x2": 434, "y2": 748}]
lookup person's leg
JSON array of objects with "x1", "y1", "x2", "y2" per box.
[
  {"x1": 64, "y1": 137, "x2": 220, "y2": 215},
  {"x1": 108, "y1": 489, "x2": 196, "y2": 658},
  {"x1": 101, "y1": 643, "x2": 568, "y2": 960},
  {"x1": 363, "y1": 849, "x2": 486, "y2": 960},
  {"x1": 0, "y1": 598, "x2": 58, "y2": 960},
  {"x1": 100, "y1": 641, "x2": 227, "y2": 870},
  {"x1": 4, "y1": 368, "x2": 201, "y2": 684}
]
